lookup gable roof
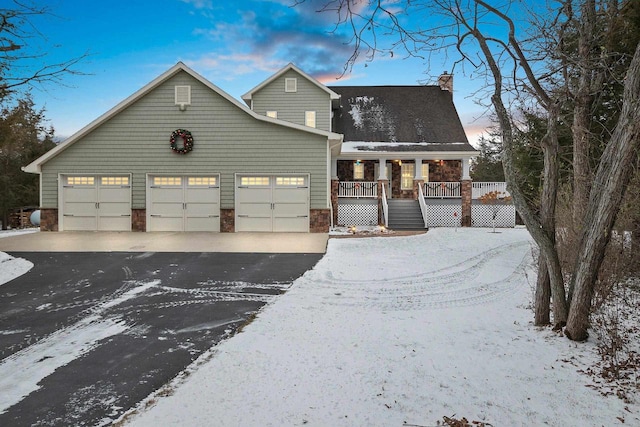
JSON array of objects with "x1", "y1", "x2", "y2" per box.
[
  {"x1": 24, "y1": 62, "x2": 342, "y2": 173},
  {"x1": 328, "y1": 85, "x2": 474, "y2": 151},
  {"x1": 241, "y1": 63, "x2": 341, "y2": 105}
]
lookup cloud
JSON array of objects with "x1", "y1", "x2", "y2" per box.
[{"x1": 186, "y1": 0, "x2": 357, "y2": 81}]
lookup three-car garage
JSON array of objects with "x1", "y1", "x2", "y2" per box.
[{"x1": 58, "y1": 173, "x2": 310, "y2": 233}]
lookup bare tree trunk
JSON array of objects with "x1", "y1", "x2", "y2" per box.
[
  {"x1": 571, "y1": 0, "x2": 596, "y2": 234},
  {"x1": 535, "y1": 252, "x2": 551, "y2": 325},
  {"x1": 535, "y1": 103, "x2": 561, "y2": 326},
  {"x1": 471, "y1": 25, "x2": 568, "y2": 327},
  {"x1": 565, "y1": 40, "x2": 640, "y2": 341}
]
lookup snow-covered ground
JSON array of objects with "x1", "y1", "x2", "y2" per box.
[
  {"x1": 120, "y1": 228, "x2": 639, "y2": 426},
  {"x1": 0, "y1": 229, "x2": 37, "y2": 286}
]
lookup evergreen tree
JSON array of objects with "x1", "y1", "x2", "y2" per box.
[{"x1": 0, "y1": 95, "x2": 55, "y2": 229}]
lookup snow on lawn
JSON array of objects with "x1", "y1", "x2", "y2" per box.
[
  {"x1": 0, "y1": 230, "x2": 37, "y2": 286},
  {"x1": 123, "y1": 228, "x2": 639, "y2": 426}
]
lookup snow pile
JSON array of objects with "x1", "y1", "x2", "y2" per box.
[
  {"x1": 0, "y1": 253, "x2": 33, "y2": 287},
  {"x1": 0, "y1": 229, "x2": 38, "y2": 286},
  {"x1": 123, "y1": 228, "x2": 638, "y2": 426}
]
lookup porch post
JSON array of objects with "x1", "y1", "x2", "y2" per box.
[
  {"x1": 462, "y1": 158, "x2": 471, "y2": 180},
  {"x1": 377, "y1": 158, "x2": 387, "y2": 180},
  {"x1": 331, "y1": 179, "x2": 339, "y2": 226},
  {"x1": 378, "y1": 159, "x2": 388, "y2": 226},
  {"x1": 413, "y1": 159, "x2": 424, "y2": 200},
  {"x1": 461, "y1": 158, "x2": 472, "y2": 226}
]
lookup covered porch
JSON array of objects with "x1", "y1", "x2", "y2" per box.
[{"x1": 330, "y1": 145, "x2": 513, "y2": 229}]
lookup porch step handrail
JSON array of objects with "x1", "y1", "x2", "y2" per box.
[
  {"x1": 472, "y1": 182, "x2": 509, "y2": 199},
  {"x1": 417, "y1": 183, "x2": 428, "y2": 228},
  {"x1": 424, "y1": 182, "x2": 461, "y2": 198},
  {"x1": 381, "y1": 183, "x2": 388, "y2": 228},
  {"x1": 339, "y1": 181, "x2": 377, "y2": 198}
]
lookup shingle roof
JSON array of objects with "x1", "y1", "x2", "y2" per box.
[{"x1": 328, "y1": 85, "x2": 474, "y2": 151}]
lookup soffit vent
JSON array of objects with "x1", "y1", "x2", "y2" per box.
[
  {"x1": 175, "y1": 85, "x2": 191, "y2": 106},
  {"x1": 285, "y1": 78, "x2": 297, "y2": 93}
]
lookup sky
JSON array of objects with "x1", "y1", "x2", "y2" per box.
[{"x1": 15, "y1": 0, "x2": 495, "y2": 144}]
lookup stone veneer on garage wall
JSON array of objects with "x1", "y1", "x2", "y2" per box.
[
  {"x1": 310, "y1": 209, "x2": 330, "y2": 233},
  {"x1": 132, "y1": 209, "x2": 146, "y2": 232},
  {"x1": 39, "y1": 208, "x2": 58, "y2": 231},
  {"x1": 38, "y1": 208, "x2": 326, "y2": 233}
]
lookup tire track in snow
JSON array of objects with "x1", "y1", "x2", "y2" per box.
[
  {"x1": 298, "y1": 240, "x2": 533, "y2": 311},
  {"x1": 0, "y1": 280, "x2": 159, "y2": 413}
]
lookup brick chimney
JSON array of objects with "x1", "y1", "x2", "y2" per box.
[{"x1": 438, "y1": 72, "x2": 453, "y2": 92}]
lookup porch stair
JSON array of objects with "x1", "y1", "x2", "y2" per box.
[{"x1": 387, "y1": 199, "x2": 426, "y2": 230}]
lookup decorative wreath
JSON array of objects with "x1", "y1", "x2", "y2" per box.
[{"x1": 170, "y1": 129, "x2": 194, "y2": 154}]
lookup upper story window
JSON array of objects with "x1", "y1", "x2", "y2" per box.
[
  {"x1": 285, "y1": 78, "x2": 297, "y2": 93},
  {"x1": 353, "y1": 162, "x2": 364, "y2": 180},
  {"x1": 305, "y1": 111, "x2": 316, "y2": 128},
  {"x1": 175, "y1": 85, "x2": 191, "y2": 105},
  {"x1": 266, "y1": 111, "x2": 278, "y2": 118}
]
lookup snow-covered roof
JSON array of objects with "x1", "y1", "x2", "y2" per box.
[{"x1": 338, "y1": 141, "x2": 479, "y2": 159}]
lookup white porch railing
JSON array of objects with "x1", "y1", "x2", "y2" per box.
[
  {"x1": 381, "y1": 183, "x2": 388, "y2": 227},
  {"x1": 417, "y1": 183, "x2": 428, "y2": 228},
  {"x1": 472, "y1": 182, "x2": 510, "y2": 199},
  {"x1": 424, "y1": 182, "x2": 461, "y2": 198},
  {"x1": 339, "y1": 181, "x2": 377, "y2": 198}
]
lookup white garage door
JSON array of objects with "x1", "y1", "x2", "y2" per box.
[
  {"x1": 61, "y1": 175, "x2": 131, "y2": 231},
  {"x1": 147, "y1": 175, "x2": 220, "y2": 232},
  {"x1": 235, "y1": 175, "x2": 309, "y2": 232}
]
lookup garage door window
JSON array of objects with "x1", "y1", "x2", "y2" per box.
[
  {"x1": 276, "y1": 176, "x2": 306, "y2": 186},
  {"x1": 67, "y1": 176, "x2": 94, "y2": 185},
  {"x1": 101, "y1": 176, "x2": 129, "y2": 186},
  {"x1": 240, "y1": 176, "x2": 269, "y2": 186},
  {"x1": 188, "y1": 177, "x2": 217, "y2": 186},
  {"x1": 153, "y1": 176, "x2": 182, "y2": 186}
]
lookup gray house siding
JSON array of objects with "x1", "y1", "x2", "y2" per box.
[
  {"x1": 40, "y1": 71, "x2": 328, "y2": 210},
  {"x1": 251, "y1": 69, "x2": 331, "y2": 132}
]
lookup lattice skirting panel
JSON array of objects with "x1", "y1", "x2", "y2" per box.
[
  {"x1": 425, "y1": 204, "x2": 462, "y2": 227},
  {"x1": 471, "y1": 205, "x2": 516, "y2": 228},
  {"x1": 338, "y1": 204, "x2": 379, "y2": 226}
]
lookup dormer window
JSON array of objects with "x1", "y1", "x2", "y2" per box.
[
  {"x1": 175, "y1": 85, "x2": 191, "y2": 106},
  {"x1": 285, "y1": 78, "x2": 297, "y2": 93}
]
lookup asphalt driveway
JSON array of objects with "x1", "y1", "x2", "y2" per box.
[{"x1": 0, "y1": 251, "x2": 322, "y2": 426}]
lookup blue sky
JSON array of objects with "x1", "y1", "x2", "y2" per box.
[{"x1": 20, "y1": 0, "x2": 492, "y2": 143}]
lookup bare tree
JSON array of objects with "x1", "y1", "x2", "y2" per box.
[
  {"x1": 0, "y1": 0, "x2": 87, "y2": 99},
  {"x1": 301, "y1": 0, "x2": 640, "y2": 339}
]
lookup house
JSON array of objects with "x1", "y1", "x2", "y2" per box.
[{"x1": 24, "y1": 62, "x2": 511, "y2": 233}]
